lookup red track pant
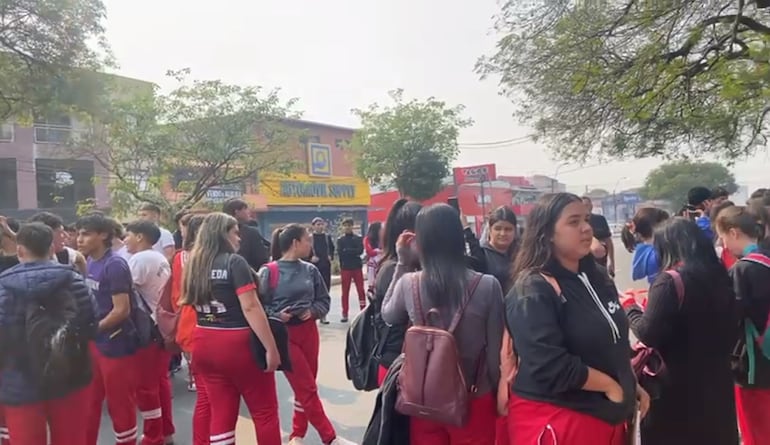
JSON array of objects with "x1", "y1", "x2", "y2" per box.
[
  {"x1": 191, "y1": 360, "x2": 211, "y2": 445},
  {"x1": 377, "y1": 365, "x2": 388, "y2": 387},
  {"x1": 4, "y1": 387, "x2": 90, "y2": 445},
  {"x1": 410, "y1": 393, "x2": 496, "y2": 445},
  {"x1": 507, "y1": 393, "x2": 625, "y2": 445},
  {"x1": 192, "y1": 327, "x2": 281, "y2": 445},
  {"x1": 735, "y1": 385, "x2": 770, "y2": 445},
  {"x1": 0, "y1": 403, "x2": 8, "y2": 445},
  {"x1": 495, "y1": 416, "x2": 509, "y2": 445},
  {"x1": 285, "y1": 321, "x2": 336, "y2": 443},
  {"x1": 134, "y1": 344, "x2": 175, "y2": 445},
  {"x1": 341, "y1": 268, "x2": 365, "y2": 317},
  {"x1": 86, "y1": 344, "x2": 139, "y2": 445}
]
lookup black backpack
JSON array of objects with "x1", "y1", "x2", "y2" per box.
[
  {"x1": 24, "y1": 281, "x2": 91, "y2": 396},
  {"x1": 345, "y1": 303, "x2": 382, "y2": 391}
]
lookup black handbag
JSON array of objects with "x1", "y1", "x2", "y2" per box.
[{"x1": 250, "y1": 317, "x2": 292, "y2": 372}]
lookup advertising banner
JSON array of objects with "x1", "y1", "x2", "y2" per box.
[
  {"x1": 260, "y1": 173, "x2": 370, "y2": 206},
  {"x1": 453, "y1": 164, "x2": 497, "y2": 185}
]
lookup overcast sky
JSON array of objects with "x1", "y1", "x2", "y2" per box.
[{"x1": 101, "y1": 0, "x2": 770, "y2": 194}]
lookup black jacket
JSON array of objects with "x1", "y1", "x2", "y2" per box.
[
  {"x1": 337, "y1": 233, "x2": 364, "y2": 270},
  {"x1": 362, "y1": 354, "x2": 409, "y2": 445},
  {"x1": 311, "y1": 233, "x2": 335, "y2": 263},
  {"x1": 731, "y1": 252, "x2": 770, "y2": 388},
  {"x1": 238, "y1": 223, "x2": 270, "y2": 270},
  {"x1": 507, "y1": 260, "x2": 635, "y2": 425},
  {"x1": 372, "y1": 260, "x2": 408, "y2": 369}
]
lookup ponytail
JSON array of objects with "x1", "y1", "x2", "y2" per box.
[
  {"x1": 270, "y1": 228, "x2": 283, "y2": 260},
  {"x1": 620, "y1": 223, "x2": 637, "y2": 253}
]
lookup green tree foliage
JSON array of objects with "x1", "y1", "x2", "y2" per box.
[
  {"x1": 351, "y1": 89, "x2": 472, "y2": 199},
  {"x1": 478, "y1": 0, "x2": 770, "y2": 162},
  {"x1": 73, "y1": 69, "x2": 300, "y2": 218},
  {"x1": 640, "y1": 161, "x2": 738, "y2": 203},
  {"x1": 0, "y1": 0, "x2": 111, "y2": 119}
]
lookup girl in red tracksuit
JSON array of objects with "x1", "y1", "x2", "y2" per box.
[
  {"x1": 181, "y1": 212, "x2": 281, "y2": 445},
  {"x1": 716, "y1": 205, "x2": 770, "y2": 445},
  {"x1": 257, "y1": 224, "x2": 355, "y2": 445},
  {"x1": 506, "y1": 193, "x2": 646, "y2": 445}
]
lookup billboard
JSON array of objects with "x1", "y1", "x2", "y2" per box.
[{"x1": 453, "y1": 164, "x2": 497, "y2": 185}]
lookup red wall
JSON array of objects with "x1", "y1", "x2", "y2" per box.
[
  {"x1": 368, "y1": 184, "x2": 514, "y2": 223},
  {"x1": 284, "y1": 120, "x2": 356, "y2": 177}
]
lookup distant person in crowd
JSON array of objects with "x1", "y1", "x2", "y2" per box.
[
  {"x1": 222, "y1": 198, "x2": 270, "y2": 271},
  {"x1": 364, "y1": 222, "x2": 382, "y2": 289},
  {"x1": 508, "y1": 193, "x2": 643, "y2": 445},
  {"x1": 372, "y1": 199, "x2": 422, "y2": 386},
  {"x1": 582, "y1": 196, "x2": 615, "y2": 276},
  {"x1": 0, "y1": 223, "x2": 97, "y2": 445},
  {"x1": 309, "y1": 217, "x2": 335, "y2": 324},
  {"x1": 623, "y1": 218, "x2": 738, "y2": 445},
  {"x1": 711, "y1": 200, "x2": 738, "y2": 269},
  {"x1": 182, "y1": 213, "x2": 281, "y2": 445},
  {"x1": 28, "y1": 211, "x2": 87, "y2": 275},
  {"x1": 620, "y1": 207, "x2": 670, "y2": 284},
  {"x1": 712, "y1": 186, "x2": 730, "y2": 206},
  {"x1": 64, "y1": 224, "x2": 78, "y2": 249},
  {"x1": 246, "y1": 219, "x2": 271, "y2": 251},
  {"x1": 337, "y1": 218, "x2": 365, "y2": 322},
  {"x1": 172, "y1": 211, "x2": 186, "y2": 250},
  {"x1": 749, "y1": 188, "x2": 770, "y2": 206},
  {"x1": 258, "y1": 224, "x2": 355, "y2": 445},
  {"x1": 138, "y1": 203, "x2": 176, "y2": 260},
  {"x1": 77, "y1": 213, "x2": 142, "y2": 445},
  {"x1": 716, "y1": 205, "x2": 770, "y2": 445},
  {"x1": 468, "y1": 206, "x2": 519, "y2": 290},
  {"x1": 681, "y1": 186, "x2": 715, "y2": 240},
  {"x1": 0, "y1": 217, "x2": 19, "y2": 274},
  {"x1": 123, "y1": 220, "x2": 175, "y2": 445},
  {"x1": 381, "y1": 203, "x2": 504, "y2": 444}
]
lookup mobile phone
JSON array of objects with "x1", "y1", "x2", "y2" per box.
[{"x1": 447, "y1": 196, "x2": 460, "y2": 214}]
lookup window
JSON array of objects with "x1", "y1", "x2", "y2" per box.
[
  {"x1": 36, "y1": 159, "x2": 95, "y2": 208},
  {"x1": 0, "y1": 159, "x2": 18, "y2": 209},
  {"x1": 127, "y1": 171, "x2": 150, "y2": 192},
  {"x1": 34, "y1": 115, "x2": 72, "y2": 144},
  {"x1": 0, "y1": 123, "x2": 13, "y2": 142},
  {"x1": 300, "y1": 135, "x2": 321, "y2": 144}
]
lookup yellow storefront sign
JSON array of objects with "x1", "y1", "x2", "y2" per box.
[{"x1": 260, "y1": 173, "x2": 370, "y2": 206}]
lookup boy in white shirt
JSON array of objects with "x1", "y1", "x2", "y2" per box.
[
  {"x1": 123, "y1": 220, "x2": 175, "y2": 445},
  {"x1": 138, "y1": 203, "x2": 176, "y2": 261}
]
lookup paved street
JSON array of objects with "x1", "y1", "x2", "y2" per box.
[{"x1": 97, "y1": 239, "x2": 643, "y2": 444}]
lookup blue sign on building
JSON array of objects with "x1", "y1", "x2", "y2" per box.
[{"x1": 308, "y1": 143, "x2": 332, "y2": 177}]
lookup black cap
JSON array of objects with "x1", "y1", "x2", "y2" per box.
[{"x1": 687, "y1": 186, "x2": 712, "y2": 206}]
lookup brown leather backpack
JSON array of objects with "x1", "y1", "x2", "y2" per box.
[{"x1": 395, "y1": 272, "x2": 484, "y2": 427}]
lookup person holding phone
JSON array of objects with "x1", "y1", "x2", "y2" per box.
[{"x1": 257, "y1": 224, "x2": 355, "y2": 445}]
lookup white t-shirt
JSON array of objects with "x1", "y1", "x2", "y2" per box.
[
  {"x1": 128, "y1": 249, "x2": 171, "y2": 315},
  {"x1": 52, "y1": 246, "x2": 79, "y2": 266},
  {"x1": 153, "y1": 227, "x2": 175, "y2": 255}
]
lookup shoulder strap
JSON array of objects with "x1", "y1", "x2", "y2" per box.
[
  {"x1": 266, "y1": 261, "x2": 279, "y2": 290},
  {"x1": 664, "y1": 269, "x2": 685, "y2": 307},
  {"x1": 411, "y1": 273, "x2": 426, "y2": 325},
  {"x1": 741, "y1": 253, "x2": 770, "y2": 269},
  {"x1": 539, "y1": 272, "x2": 562, "y2": 296},
  {"x1": 447, "y1": 273, "x2": 484, "y2": 333}
]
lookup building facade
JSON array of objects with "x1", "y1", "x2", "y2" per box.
[
  {"x1": 0, "y1": 117, "x2": 110, "y2": 223},
  {"x1": 256, "y1": 119, "x2": 370, "y2": 237}
]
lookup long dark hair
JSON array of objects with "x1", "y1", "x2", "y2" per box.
[
  {"x1": 366, "y1": 221, "x2": 382, "y2": 250},
  {"x1": 380, "y1": 199, "x2": 422, "y2": 265},
  {"x1": 415, "y1": 204, "x2": 468, "y2": 309},
  {"x1": 512, "y1": 193, "x2": 598, "y2": 281},
  {"x1": 620, "y1": 207, "x2": 670, "y2": 252},
  {"x1": 182, "y1": 213, "x2": 238, "y2": 306},
  {"x1": 271, "y1": 223, "x2": 308, "y2": 259},
  {"x1": 654, "y1": 217, "x2": 726, "y2": 278}
]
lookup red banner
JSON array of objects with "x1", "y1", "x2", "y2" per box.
[{"x1": 453, "y1": 164, "x2": 497, "y2": 185}]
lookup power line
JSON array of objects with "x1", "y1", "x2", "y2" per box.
[{"x1": 457, "y1": 136, "x2": 532, "y2": 148}]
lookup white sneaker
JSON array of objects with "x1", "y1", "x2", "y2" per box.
[
  {"x1": 329, "y1": 437, "x2": 358, "y2": 445},
  {"x1": 288, "y1": 437, "x2": 305, "y2": 445}
]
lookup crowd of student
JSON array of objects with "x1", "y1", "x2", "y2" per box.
[{"x1": 0, "y1": 184, "x2": 768, "y2": 445}]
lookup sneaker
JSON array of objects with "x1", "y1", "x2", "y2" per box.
[
  {"x1": 164, "y1": 436, "x2": 175, "y2": 445},
  {"x1": 328, "y1": 437, "x2": 358, "y2": 445},
  {"x1": 340, "y1": 317, "x2": 348, "y2": 323},
  {"x1": 319, "y1": 317, "x2": 330, "y2": 325},
  {"x1": 187, "y1": 381, "x2": 197, "y2": 392},
  {"x1": 288, "y1": 437, "x2": 305, "y2": 445}
]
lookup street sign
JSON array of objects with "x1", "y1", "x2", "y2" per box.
[{"x1": 453, "y1": 164, "x2": 497, "y2": 185}]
